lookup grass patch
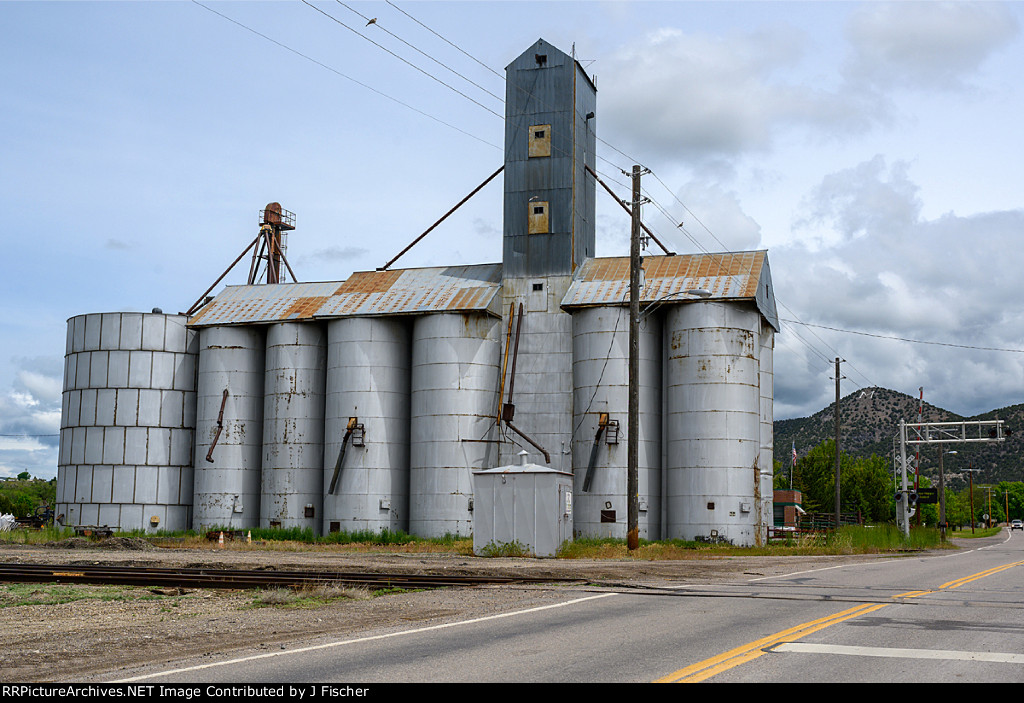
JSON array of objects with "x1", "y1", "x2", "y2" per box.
[
  {"x1": 2, "y1": 522, "x2": 971, "y2": 559},
  {"x1": 477, "y1": 540, "x2": 532, "y2": 557},
  {"x1": 556, "y1": 525, "x2": 949, "y2": 559},
  {"x1": 0, "y1": 525, "x2": 77, "y2": 544},
  {"x1": 252, "y1": 582, "x2": 373, "y2": 608},
  {"x1": 948, "y1": 526, "x2": 1003, "y2": 539},
  {"x1": 0, "y1": 583, "x2": 163, "y2": 608}
]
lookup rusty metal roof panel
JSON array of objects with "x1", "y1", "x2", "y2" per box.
[
  {"x1": 188, "y1": 264, "x2": 503, "y2": 327},
  {"x1": 316, "y1": 264, "x2": 502, "y2": 318},
  {"x1": 561, "y1": 251, "x2": 779, "y2": 331},
  {"x1": 187, "y1": 281, "x2": 345, "y2": 327}
]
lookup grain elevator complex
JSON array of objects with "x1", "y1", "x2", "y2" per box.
[{"x1": 56, "y1": 40, "x2": 779, "y2": 548}]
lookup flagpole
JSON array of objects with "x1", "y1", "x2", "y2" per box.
[{"x1": 790, "y1": 441, "x2": 796, "y2": 489}]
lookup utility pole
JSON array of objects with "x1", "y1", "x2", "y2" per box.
[
  {"x1": 627, "y1": 164, "x2": 645, "y2": 552},
  {"x1": 938, "y1": 447, "x2": 946, "y2": 540},
  {"x1": 834, "y1": 357, "x2": 844, "y2": 529},
  {"x1": 898, "y1": 420, "x2": 911, "y2": 537},
  {"x1": 915, "y1": 388, "x2": 923, "y2": 526},
  {"x1": 968, "y1": 463, "x2": 976, "y2": 534}
]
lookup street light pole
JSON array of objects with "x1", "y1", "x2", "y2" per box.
[{"x1": 938, "y1": 450, "x2": 957, "y2": 540}]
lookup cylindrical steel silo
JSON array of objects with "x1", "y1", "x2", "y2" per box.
[
  {"x1": 261, "y1": 322, "x2": 327, "y2": 533},
  {"x1": 570, "y1": 306, "x2": 661, "y2": 539},
  {"x1": 409, "y1": 313, "x2": 500, "y2": 538},
  {"x1": 664, "y1": 301, "x2": 762, "y2": 546},
  {"x1": 323, "y1": 317, "x2": 411, "y2": 535},
  {"x1": 192, "y1": 325, "x2": 265, "y2": 531},
  {"x1": 57, "y1": 312, "x2": 197, "y2": 532}
]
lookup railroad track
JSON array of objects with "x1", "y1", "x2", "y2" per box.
[{"x1": 0, "y1": 563, "x2": 579, "y2": 591}]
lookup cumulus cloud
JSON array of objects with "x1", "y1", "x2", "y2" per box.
[
  {"x1": 773, "y1": 157, "x2": 1024, "y2": 418},
  {"x1": 0, "y1": 358, "x2": 62, "y2": 479},
  {"x1": 844, "y1": 2, "x2": 1020, "y2": 91},
  {"x1": 598, "y1": 24, "x2": 870, "y2": 162},
  {"x1": 645, "y1": 179, "x2": 763, "y2": 254},
  {"x1": 596, "y1": 4, "x2": 1018, "y2": 168}
]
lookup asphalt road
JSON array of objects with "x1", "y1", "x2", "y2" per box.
[{"x1": 112, "y1": 531, "x2": 1024, "y2": 683}]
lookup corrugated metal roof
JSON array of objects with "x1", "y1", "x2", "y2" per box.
[
  {"x1": 560, "y1": 251, "x2": 779, "y2": 330},
  {"x1": 187, "y1": 264, "x2": 503, "y2": 327},
  {"x1": 186, "y1": 281, "x2": 343, "y2": 327},
  {"x1": 317, "y1": 264, "x2": 502, "y2": 318}
]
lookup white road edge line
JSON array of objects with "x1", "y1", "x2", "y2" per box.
[
  {"x1": 112, "y1": 592, "x2": 619, "y2": 682},
  {"x1": 772, "y1": 641, "x2": 1024, "y2": 664}
]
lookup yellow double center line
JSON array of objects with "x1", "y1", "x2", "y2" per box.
[
  {"x1": 653, "y1": 602, "x2": 888, "y2": 683},
  {"x1": 655, "y1": 558, "x2": 1024, "y2": 683}
]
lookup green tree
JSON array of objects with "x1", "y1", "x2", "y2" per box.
[
  {"x1": 0, "y1": 478, "x2": 55, "y2": 518},
  {"x1": 843, "y1": 454, "x2": 892, "y2": 523},
  {"x1": 792, "y1": 439, "x2": 892, "y2": 522}
]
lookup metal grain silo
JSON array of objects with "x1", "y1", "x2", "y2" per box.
[
  {"x1": 409, "y1": 312, "x2": 500, "y2": 538},
  {"x1": 323, "y1": 317, "x2": 411, "y2": 534},
  {"x1": 192, "y1": 325, "x2": 265, "y2": 531},
  {"x1": 261, "y1": 322, "x2": 326, "y2": 533},
  {"x1": 57, "y1": 312, "x2": 197, "y2": 532},
  {"x1": 664, "y1": 301, "x2": 762, "y2": 546},
  {"x1": 570, "y1": 306, "x2": 661, "y2": 539}
]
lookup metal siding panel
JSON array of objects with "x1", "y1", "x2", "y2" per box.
[
  {"x1": 100, "y1": 314, "x2": 121, "y2": 351},
  {"x1": 112, "y1": 466, "x2": 136, "y2": 503}
]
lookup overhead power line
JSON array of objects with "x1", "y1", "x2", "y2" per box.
[
  {"x1": 780, "y1": 319, "x2": 1024, "y2": 354},
  {"x1": 336, "y1": 1, "x2": 505, "y2": 105},
  {"x1": 191, "y1": 0, "x2": 500, "y2": 150},
  {"x1": 300, "y1": 0, "x2": 504, "y2": 119}
]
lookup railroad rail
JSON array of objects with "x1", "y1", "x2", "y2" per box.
[{"x1": 0, "y1": 563, "x2": 577, "y2": 591}]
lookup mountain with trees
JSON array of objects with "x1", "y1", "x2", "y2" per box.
[{"x1": 775, "y1": 387, "x2": 1024, "y2": 491}]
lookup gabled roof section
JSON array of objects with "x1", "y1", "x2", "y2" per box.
[
  {"x1": 505, "y1": 37, "x2": 597, "y2": 93},
  {"x1": 560, "y1": 251, "x2": 779, "y2": 331},
  {"x1": 188, "y1": 263, "x2": 503, "y2": 327}
]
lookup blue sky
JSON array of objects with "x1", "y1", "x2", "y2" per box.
[{"x1": 3, "y1": 1, "x2": 1023, "y2": 479}]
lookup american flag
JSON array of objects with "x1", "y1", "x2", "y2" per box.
[{"x1": 792, "y1": 442, "x2": 797, "y2": 467}]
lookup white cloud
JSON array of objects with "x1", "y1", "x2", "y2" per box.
[
  {"x1": 0, "y1": 359, "x2": 62, "y2": 479},
  {"x1": 774, "y1": 156, "x2": 1024, "y2": 418},
  {"x1": 844, "y1": 2, "x2": 1020, "y2": 91},
  {"x1": 649, "y1": 179, "x2": 763, "y2": 253},
  {"x1": 598, "y1": 24, "x2": 871, "y2": 162}
]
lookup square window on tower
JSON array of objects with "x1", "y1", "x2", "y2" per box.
[
  {"x1": 528, "y1": 124, "x2": 551, "y2": 158},
  {"x1": 528, "y1": 201, "x2": 549, "y2": 234}
]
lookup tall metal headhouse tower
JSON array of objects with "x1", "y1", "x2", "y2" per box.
[{"x1": 497, "y1": 39, "x2": 596, "y2": 472}]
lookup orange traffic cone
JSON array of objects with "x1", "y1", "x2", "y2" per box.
[{"x1": 218, "y1": 531, "x2": 225, "y2": 548}]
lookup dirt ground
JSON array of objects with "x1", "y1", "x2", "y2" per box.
[{"x1": 0, "y1": 538, "x2": 902, "y2": 683}]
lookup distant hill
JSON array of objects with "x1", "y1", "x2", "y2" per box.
[{"x1": 775, "y1": 387, "x2": 1024, "y2": 489}]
